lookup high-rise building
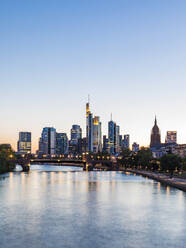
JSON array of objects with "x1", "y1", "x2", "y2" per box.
[
  {"x1": 123, "y1": 134, "x2": 130, "y2": 149},
  {"x1": 70, "y1": 125, "x2": 82, "y2": 145},
  {"x1": 150, "y1": 117, "x2": 161, "y2": 148},
  {"x1": 69, "y1": 125, "x2": 82, "y2": 154},
  {"x1": 56, "y1": 133, "x2": 68, "y2": 155},
  {"x1": 38, "y1": 127, "x2": 56, "y2": 155},
  {"x1": 115, "y1": 125, "x2": 120, "y2": 153},
  {"x1": 165, "y1": 131, "x2": 177, "y2": 144},
  {"x1": 17, "y1": 132, "x2": 31, "y2": 154},
  {"x1": 132, "y1": 142, "x2": 139, "y2": 152},
  {"x1": 108, "y1": 120, "x2": 116, "y2": 154},
  {"x1": 86, "y1": 102, "x2": 93, "y2": 152},
  {"x1": 93, "y1": 116, "x2": 102, "y2": 153},
  {"x1": 103, "y1": 135, "x2": 109, "y2": 153},
  {"x1": 119, "y1": 135, "x2": 123, "y2": 148}
]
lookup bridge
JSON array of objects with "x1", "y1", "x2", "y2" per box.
[{"x1": 15, "y1": 157, "x2": 117, "y2": 172}]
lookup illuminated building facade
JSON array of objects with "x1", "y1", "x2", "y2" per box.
[
  {"x1": 93, "y1": 116, "x2": 102, "y2": 153},
  {"x1": 86, "y1": 102, "x2": 93, "y2": 152},
  {"x1": 165, "y1": 131, "x2": 177, "y2": 144},
  {"x1": 17, "y1": 132, "x2": 31, "y2": 154},
  {"x1": 108, "y1": 120, "x2": 116, "y2": 154}
]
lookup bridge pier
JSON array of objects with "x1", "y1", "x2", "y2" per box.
[{"x1": 21, "y1": 164, "x2": 30, "y2": 172}]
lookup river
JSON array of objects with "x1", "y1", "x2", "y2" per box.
[{"x1": 0, "y1": 164, "x2": 186, "y2": 248}]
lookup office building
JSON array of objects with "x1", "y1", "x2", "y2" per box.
[
  {"x1": 108, "y1": 119, "x2": 116, "y2": 154},
  {"x1": 165, "y1": 131, "x2": 177, "y2": 144},
  {"x1": 86, "y1": 102, "x2": 93, "y2": 152},
  {"x1": 17, "y1": 132, "x2": 31, "y2": 154},
  {"x1": 38, "y1": 127, "x2": 56, "y2": 155},
  {"x1": 93, "y1": 116, "x2": 102, "y2": 153},
  {"x1": 56, "y1": 133, "x2": 68, "y2": 155},
  {"x1": 123, "y1": 135, "x2": 130, "y2": 149}
]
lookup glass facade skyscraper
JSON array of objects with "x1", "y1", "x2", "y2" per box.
[
  {"x1": 123, "y1": 135, "x2": 130, "y2": 149},
  {"x1": 56, "y1": 133, "x2": 68, "y2": 155},
  {"x1": 108, "y1": 120, "x2": 116, "y2": 154},
  {"x1": 39, "y1": 127, "x2": 56, "y2": 155}
]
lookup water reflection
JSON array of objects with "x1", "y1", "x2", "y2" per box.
[{"x1": 0, "y1": 165, "x2": 186, "y2": 248}]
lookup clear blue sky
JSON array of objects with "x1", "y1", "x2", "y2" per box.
[{"x1": 1, "y1": 0, "x2": 186, "y2": 152}]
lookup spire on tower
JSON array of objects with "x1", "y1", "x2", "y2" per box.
[
  {"x1": 155, "y1": 115, "x2": 157, "y2": 125},
  {"x1": 111, "y1": 113, "x2": 112, "y2": 121}
]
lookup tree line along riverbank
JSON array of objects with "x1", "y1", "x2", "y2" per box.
[{"x1": 0, "y1": 144, "x2": 16, "y2": 174}]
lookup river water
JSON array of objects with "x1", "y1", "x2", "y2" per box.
[{"x1": 0, "y1": 164, "x2": 186, "y2": 248}]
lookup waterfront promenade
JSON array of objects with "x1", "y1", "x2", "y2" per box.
[{"x1": 124, "y1": 169, "x2": 186, "y2": 192}]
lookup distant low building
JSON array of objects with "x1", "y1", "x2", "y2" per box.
[{"x1": 174, "y1": 144, "x2": 186, "y2": 158}]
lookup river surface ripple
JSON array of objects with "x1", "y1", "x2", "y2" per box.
[{"x1": 0, "y1": 164, "x2": 186, "y2": 248}]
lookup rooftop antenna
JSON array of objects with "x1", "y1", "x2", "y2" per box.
[
  {"x1": 111, "y1": 113, "x2": 112, "y2": 121},
  {"x1": 88, "y1": 94, "x2": 90, "y2": 104}
]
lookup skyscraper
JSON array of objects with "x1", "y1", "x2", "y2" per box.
[
  {"x1": 17, "y1": 132, "x2": 31, "y2": 154},
  {"x1": 103, "y1": 135, "x2": 109, "y2": 153},
  {"x1": 86, "y1": 102, "x2": 93, "y2": 152},
  {"x1": 56, "y1": 133, "x2": 68, "y2": 155},
  {"x1": 123, "y1": 135, "x2": 130, "y2": 149},
  {"x1": 115, "y1": 125, "x2": 120, "y2": 153},
  {"x1": 69, "y1": 125, "x2": 82, "y2": 154},
  {"x1": 38, "y1": 127, "x2": 56, "y2": 155},
  {"x1": 70, "y1": 125, "x2": 82, "y2": 145},
  {"x1": 165, "y1": 131, "x2": 177, "y2": 144},
  {"x1": 150, "y1": 117, "x2": 161, "y2": 148},
  {"x1": 108, "y1": 119, "x2": 116, "y2": 154},
  {"x1": 93, "y1": 116, "x2": 102, "y2": 153}
]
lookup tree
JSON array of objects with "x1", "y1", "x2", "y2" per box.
[
  {"x1": 160, "y1": 154, "x2": 181, "y2": 178},
  {"x1": 135, "y1": 148, "x2": 153, "y2": 170},
  {"x1": 117, "y1": 148, "x2": 132, "y2": 168},
  {"x1": 0, "y1": 144, "x2": 16, "y2": 173}
]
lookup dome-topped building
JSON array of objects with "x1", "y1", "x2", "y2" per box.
[{"x1": 150, "y1": 116, "x2": 161, "y2": 148}]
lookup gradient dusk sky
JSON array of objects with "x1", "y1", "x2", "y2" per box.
[{"x1": 1, "y1": 0, "x2": 186, "y2": 152}]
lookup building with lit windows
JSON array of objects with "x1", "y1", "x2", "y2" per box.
[
  {"x1": 165, "y1": 131, "x2": 177, "y2": 144},
  {"x1": 93, "y1": 116, "x2": 102, "y2": 153},
  {"x1": 86, "y1": 102, "x2": 93, "y2": 152},
  {"x1": 17, "y1": 132, "x2": 31, "y2": 154},
  {"x1": 38, "y1": 127, "x2": 56, "y2": 155},
  {"x1": 108, "y1": 120, "x2": 116, "y2": 154}
]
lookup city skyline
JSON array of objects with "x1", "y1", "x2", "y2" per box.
[
  {"x1": 0, "y1": 99, "x2": 185, "y2": 152},
  {"x1": 1, "y1": 0, "x2": 186, "y2": 151}
]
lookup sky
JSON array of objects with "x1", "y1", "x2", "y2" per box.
[{"x1": 1, "y1": 0, "x2": 186, "y2": 152}]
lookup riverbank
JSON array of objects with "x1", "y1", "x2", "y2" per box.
[{"x1": 123, "y1": 169, "x2": 186, "y2": 192}]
